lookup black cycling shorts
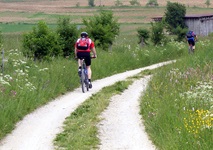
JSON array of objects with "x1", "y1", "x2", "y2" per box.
[
  {"x1": 188, "y1": 39, "x2": 195, "y2": 46},
  {"x1": 77, "y1": 52, "x2": 91, "y2": 66}
]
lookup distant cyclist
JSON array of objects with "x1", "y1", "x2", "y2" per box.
[
  {"x1": 74, "y1": 32, "x2": 97, "y2": 88},
  {"x1": 186, "y1": 30, "x2": 198, "y2": 52}
]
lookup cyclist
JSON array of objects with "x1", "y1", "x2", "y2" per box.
[
  {"x1": 74, "y1": 32, "x2": 97, "y2": 88},
  {"x1": 186, "y1": 30, "x2": 198, "y2": 52}
]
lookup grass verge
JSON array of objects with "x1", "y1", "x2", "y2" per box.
[{"x1": 54, "y1": 80, "x2": 133, "y2": 149}]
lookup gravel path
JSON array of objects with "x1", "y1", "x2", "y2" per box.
[
  {"x1": 98, "y1": 76, "x2": 156, "y2": 150},
  {"x1": 0, "y1": 61, "x2": 174, "y2": 150}
]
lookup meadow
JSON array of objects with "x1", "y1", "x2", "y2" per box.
[{"x1": 0, "y1": 1, "x2": 212, "y2": 149}]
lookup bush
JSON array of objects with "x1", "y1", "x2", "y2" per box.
[
  {"x1": 205, "y1": 0, "x2": 211, "y2": 8},
  {"x1": 83, "y1": 10, "x2": 120, "y2": 50},
  {"x1": 173, "y1": 26, "x2": 188, "y2": 42},
  {"x1": 150, "y1": 21, "x2": 167, "y2": 45},
  {"x1": 0, "y1": 30, "x2": 2, "y2": 48},
  {"x1": 129, "y1": 0, "x2": 141, "y2": 6},
  {"x1": 115, "y1": 0, "x2": 123, "y2": 6},
  {"x1": 146, "y1": 0, "x2": 158, "y2": 7},
  {"x1": 56, "y1": 18, "x2": 78, "y2": 57},
  {"x1": 137, "y1": 28, "x2": 150, "y2": 45},
  {"x1": 88, "y1": 0, "x2": 95, "y2": 7},
  {"x1": 22, "y1": 21, "x2": 63, "y2": 61},
  {"x1": 164, "y1": 2, "x2": 186, "y2": 33}
]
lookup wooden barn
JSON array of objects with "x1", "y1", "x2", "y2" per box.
[{"x1": 153, "y1": 14, "x2": 213, "y2": 36}]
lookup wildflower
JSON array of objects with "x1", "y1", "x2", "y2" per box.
[{"x1": 0, "y1": 77, "x2": 11, "y2": 86}]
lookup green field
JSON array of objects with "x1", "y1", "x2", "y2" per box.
[{"x1": 0, "y1": 2, "x2": 212, "y2": 150}]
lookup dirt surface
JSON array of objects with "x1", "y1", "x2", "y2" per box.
[
  {"x1": 98, "y1": 76, "x2": 156, "y2": 150},
  {"x1": 0, "y1": 61, "x2": 174, "y2": 150}
]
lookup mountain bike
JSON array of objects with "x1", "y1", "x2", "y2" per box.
[
  {"x1": 188, "y1": 43, "x2": 194, "y2": 54},
  {"x1": 79, "y1": 58, "x2": 89, "y2": 93}
]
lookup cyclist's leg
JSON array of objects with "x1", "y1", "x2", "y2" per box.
[
  {"x1": 84, "y1": 53, "x2": 92, "y2": 88},
  {"x1": 192, "y1": 40, "x2": 195, "y2": 51},
  {"x1": 77, "y1": 52, "x2": 84, "y2": 76}
]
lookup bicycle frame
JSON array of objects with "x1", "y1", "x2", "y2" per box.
[{"x1": 80, "y1": 59, "x2": 89, "y2": 93}]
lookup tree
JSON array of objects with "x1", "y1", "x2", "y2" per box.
[
  {"x1": 146, "y1": 0, "x2": 158, "y2": 7},
  {"x1": 164, "y1": 2, "x2": 186, "y2": 33},
  {"x1": 205, "y1": 0, "x2": 211, "y2": 8},
  {"x1": 22, "y1": 21, "x2": 63, "y2": 60},
  {"x1": 115, "y1": 0, "x2": 123, "y2": 6},
  {"x1": 150, "y1": 21, "x2": 166, "y2": 45},
  {"x1": 83, "y1": 10, "x2": 120, "y2": 50},
  {"x1": 129, "y1": 0, "x2": 141, "y2": 6},
  {"x1": 56, "y1": 17, "x2": 78, "y2": 57},
  {"x1": 137, "y1": 28, "x2": 149, "y2": 46},
  {"x1": 88, "y1": 0, "x2": 95, "y2": 7}
]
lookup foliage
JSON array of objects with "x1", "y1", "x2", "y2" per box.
[
  {"x1": 150, "y1": 21, "x2": 166, "y2": 45},
  {"x1": 56, "y1": 17, "x2": 78, "y2": 57},
  {"x1": 164, "y1": 2, "x2": 186, "y2": 33},
  {"x1": 205, "y1": 0, "x2": 211, "y2": 8},
  {"x1": 141, "y1": 45, "x2": 213, "y2": 149},
  {"x1": 0, "y1": 30, "x2": 2, "y2": 48},
  {"x1": 137, "y1": 28, "x2": 150, "y2": 45},
  {"x1": 114, "y1": 0, "x2": 123, "y2": 6},
  {"x1": 146, "y1": 0, "x2": 158, "y2": 7},
  {"x1": 88, "y1": 0, "x2": 95, "y2": 7},
  {"x1": 129, "y1": 0, "x2": 141, "y2": 6},
  {"x1": 22, "y1": 21, "x2": 63, "y2": 60},
  {"x1": 83, "y1": 10, "x2": 120, "y2": 50},
  {"x1": 173, "y1": 26, "x2": 188, "y2": 42}
]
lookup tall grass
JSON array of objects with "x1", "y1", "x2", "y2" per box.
[{"x1": 140, "y1": 38, "x2": 213, "y2": 150}]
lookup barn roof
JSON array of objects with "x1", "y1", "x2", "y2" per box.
[{"x1": 152, "y1": 14, "x2": 213, "y2": 21}]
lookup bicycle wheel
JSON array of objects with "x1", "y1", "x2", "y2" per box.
[
  {"x1": 189, "y1": 45, "x2": 193, "y2": 54},
  {"x1": 83, "y1": 63, "x2": 89, "y2": 91}
]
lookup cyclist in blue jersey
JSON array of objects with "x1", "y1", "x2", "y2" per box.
[{"x1": 186, "y1": 30, "x2": 198, "y2": 52}]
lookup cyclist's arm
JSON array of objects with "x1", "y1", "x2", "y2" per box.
[
  {"x1": 91, "y1": 47, "x2": 97, "y2": 58},
  {"x1": 74, "y1": 42, "x2": 78, "y2": 58},
  {"x1": 90, "y1": 41, "x2": 97, "y2": 58}
]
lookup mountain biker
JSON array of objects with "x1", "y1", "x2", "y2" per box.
[
  {"x1": 186, "y1": 30, "x2": 198, "y2": 52},
  {"x1": 74, "y1": 32, "x2": 97, "y2": 88}
]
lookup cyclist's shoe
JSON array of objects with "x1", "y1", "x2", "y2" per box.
[
  {"x1": 89, "y1": 82, "x2": 92, "y2": 89},
  {"x1": 78, "y1": 70, "x2": 82, "y2": 77}
]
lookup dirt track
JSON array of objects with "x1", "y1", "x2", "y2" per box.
[{"x1": 0, "y1": 61, "x2": 174, "y2": 150}]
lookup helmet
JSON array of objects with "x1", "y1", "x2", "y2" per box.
[{"x1": 81, "y1": 32, "x2": 88, "y2": 38}]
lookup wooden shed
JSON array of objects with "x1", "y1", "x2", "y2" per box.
[{"x1": 153, "y1": 14, "x2": 213, "y2": 36}]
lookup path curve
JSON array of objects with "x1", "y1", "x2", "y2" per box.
[
  {"x1": 98, "y1": 76, "x2": 156, "y2": 150},
  {"x1": 0, "y1": 61, "x2": 174, "y2": 150}
]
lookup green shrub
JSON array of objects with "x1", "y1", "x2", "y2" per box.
[
  {"x1": 150, "y1": 21, "x2": 166, "y2": 45},
  {"x1": 114, "y1": 0, "x2": 123, "y2": 6},
  {"x1": 129, "y1": 0, "x2": 141, "y2": 6},
  {"x1": 56, "y1": 18, "x2": 78, "y2": 57},
  {"x1": 83, "y1": 10, "x2": 120, "y2": 50},
  {"x1": 137, "y1": 28, "x2": 150, "y2": 45},
  {"x1": 164, "y1": 2, "x2": 186, "y2": 33},
  {"x1": 146, "y1": 0, "x2": 158, "y2": 7},
  {"x1": 173, "y1": 26, "x2": 188, "y2": 42},
  {"x1": 22, "y1": 21, "x2": 63, "y2": 61},
  {"x1": 205, "y1": 0, "x2": 211, "y2": 8},
  {"x1": 88, "y1": 0, "x2": 95, "y2": 7},
  {"x1": 0, "y1": 30, "x2": 2, "y2": 48}
]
